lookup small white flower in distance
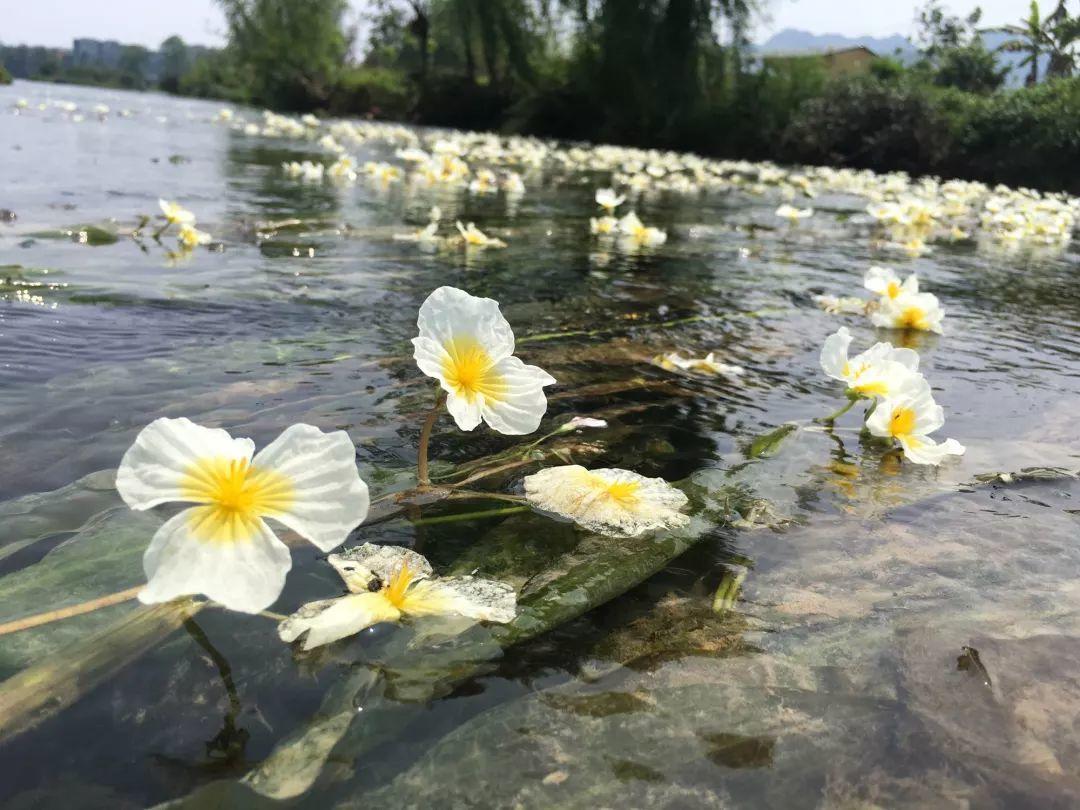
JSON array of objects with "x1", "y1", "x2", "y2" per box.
[
  {"x1": 595, "y1": 188, "x2": 626, "y2": 212},
  {"x1": 776, "y1": 204, "x2": 813, "y2": 221},
  {"x1": 524, "y1": 465, "x2": 689, "y2": 538},
  {"x1": 865, "y1": 376, "x2": 965, "y2": 465},
  {"x1": 864, "y1": 266, "x2": 918, "y2": 301},
  {"x1": 159, "y1": 199, "x2": 195, "y2": 226},
  {"x1": 871, "y1": 291, "x2": 945, "y2": 334},
  {"x1": 116, "y1": 418, "x2": 370, "y2": 613},
  {"x1": 412, "y1": 286, "x2": 556, "y2": 434},
  {"x1": 653, "y1": 352, "x2": 744, "y2": 377},
  {"x1": 277, "y1": 543, "x2": 516, "y2": 650}
]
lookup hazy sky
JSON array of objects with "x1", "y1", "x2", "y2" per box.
[{"x1": 1, "y1": 0, "x2": 1033, "y2": 49}]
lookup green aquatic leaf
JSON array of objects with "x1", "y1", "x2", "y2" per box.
[
  {"x1": 26, "y1": 225, "x2": 119, "y2": 246},
  {"x1": 744, "y1": 423, "x2": 798, "y2": 459}
]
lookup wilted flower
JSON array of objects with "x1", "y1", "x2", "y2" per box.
[
  {"x1": 412, "y1": 286, "x2": 556, "y2": 434},
  {"x1": 524, "y1": 465, "x2": 689, "y2": 537},
  {"x1": 813, "y1": 294, "x2": 867, "y2": 315},
  {"x1": 653, "y1": 351, "x2": 744, "y2": 377},
  {"x1": 560, "y1": 416, "x2": 608, "y2": 431},
  {"x1": 116, "y1": 418, "x2": 370, "y2": 613},
  {"x1": 278, "y1": 543, "x2": 516, "y2": 650},
  {"x1": 871, "y1": 291, "x2": 945, "y2": 334},
  {"x1": 865, "y1": 376, "x2": 965, "y2": 465},
  {"x1": 394, "y1": 221, "x2": 441, "y2": 248},
  {"x1": 455, "y1": 221, "x2": 506, "y2": 248}
]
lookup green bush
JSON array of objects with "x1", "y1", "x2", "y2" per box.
[
  {"x1": 0, "y1": 64, "x2": 11, "y2": 85},
  {"x1": 328, "y1": 67, "x2": 413, "y2": 119},
  {"x1": 780, "y1": 76, "x2": 960, "y2": 176}
]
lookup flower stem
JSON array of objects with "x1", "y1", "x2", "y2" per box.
[
  {"x1": 818, "y1": 396, "x2": 858, "y2": 425},
  {"x1": 416, "y1": 389, "x2": 446, "y2": 487}
]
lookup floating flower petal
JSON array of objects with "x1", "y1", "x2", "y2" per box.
[{"x1": 523, "y1": 465, "x2": 689, "y2": 537}]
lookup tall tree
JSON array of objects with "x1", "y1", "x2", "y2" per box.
[{"x1": 217, "y1": 0, "x2": 353, "y2": 108}]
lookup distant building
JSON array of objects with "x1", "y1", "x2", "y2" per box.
[
  {"x1": 72, "y1": 38, "x2": 123, "y2": 70},
  {"x1": 763, "y1": 46, "x2": 878, "y2": 78}
]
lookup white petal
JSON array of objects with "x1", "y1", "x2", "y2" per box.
[
  {"x1": 899, "y1": 435, "x2": 965, "y2": 465},
  {"x1": 139, "y1": 507, "x2": 290, "y2": 613},
  {"x1": 328, "y1": 543, "x2": 433, "y2": 593},
  {"x1": 402, "y1": 576, "x2": 517, "y2": 623},
  {"x1": 413, "y1": 286, "x2": 515, "y2": 367},
  {"x1": 820, "y1": 327, "x2": 851, "y2": 381},
  {"x1": 479, "y1": 355, "x2": 557, "y2": 435},
  {"x1": 252, "y1": 424, "x2": 369, "y2": 552},
  {"x1": 278, "y1": 592, "x2": 401, "y2": 650},
  {"x1": 446, "y1": 390, "x2": 484, "y2": 431},
  {"x1": 116, "y1": 417, "x2": 254, "y2": 510}
]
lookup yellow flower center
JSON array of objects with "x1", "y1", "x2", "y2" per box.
[
  {"x1": 897, "y1": 306, "x2": 929, "y2": 330},
  {"x1": 441, "y1": 338, "x2": 505, "y2": 402},
  {"x1": 180, "y1": 456, "x2": 293, "y2": 543},
  {"x1": 886, "y1": 281, "x2": 901, "y2": 299},
  {"x1": 593, "y1": 476, "x2": 641, "y2": 505},
  {"x1": 382, "y1": 563, "x2": 417, "y2": 609},
  {"x1": 889, "y1": 406, "x2": 917, "y2": 439}
]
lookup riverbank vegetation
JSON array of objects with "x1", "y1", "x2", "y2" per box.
[{"x1": 5, "y1": 0, "x2": 1080, "y2": 190}]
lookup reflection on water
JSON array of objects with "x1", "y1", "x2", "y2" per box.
[{"x1": 2, "y1": 80, "x2": 1080, "y2": 808}]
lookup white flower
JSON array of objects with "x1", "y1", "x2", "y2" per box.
[
  {"x1": 819, "y1": 327, "x2": 920, "y2": 399},
  {"x1": 813, "y1": 294, "x2": 867, "y2": 315},
  {"x1": 412, "y1": 286, "x2": 556, "y2": 434},
  {"x1": 870, "y1": 291, "x2": 945, "y2": 334},
  {"x1": 524, "y1": 465, "x2": 689, "y2": 537},
  {"x1": 776, "y1": 204, "x2": 813, "y2": 222},
  {"x1": 864, "y1": 266, "x2": 918, "y2": 301},
  {"x1": 865, "y1": 376, "x2": 965, "y2": 465},
  {"x1": 502, "y1": 172, "x2": 526, "y2": 195},
  {"x1": 595, "y1": 188, "x2": 626, "y2": 213},
  {"x1": 455, "y1": 221, "x2": 507, "y2": 248},
  {"x1": 177, "y1": 224, "x2": 212, "y2": 249},
  {"x1": 590, "y1": 216, "x2": 619, "y2": 236},
  {"x1": 278, "y1": 543, "x2": 516, "y2": 650},
  {"x1": 159, "y1": 199, "x2": 195, "y2": 226},
  {"x1": 653, "y1": 352, "x2": 744, "y2": 377},
  {"x1": 617, "y1": 211, "x2": 667, "y2": 247},
  {"x1": 116, "y1": 418, "x2": 370, "y2": 613}
]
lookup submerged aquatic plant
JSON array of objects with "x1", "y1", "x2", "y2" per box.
[
  {"x1": 116, "y1": 418, "x2": 370, "y2": 612},
  {"x1": 278, "y1": 543, "x2": 516, "y2": 650},
  {"x1": 523, "y1": 465, "x2": 689, "y2": 537}
]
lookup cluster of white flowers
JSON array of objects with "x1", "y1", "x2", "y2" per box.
[
  {"x1": 116, "y1": 287, "x2": 691, "y2": 652},
  {"x1": 816, "y1": 266, "x2": 946, "y2": 335},
  {"x1": 157, "y1": 199, "x2": 211, "y2": 249},
  {"x1": 821, "y1": 326, "x2": 964, "y2": 465}
]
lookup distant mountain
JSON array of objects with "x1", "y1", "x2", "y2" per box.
[
  {"x1": 757, "y1": 27, "x2": 1042, "y2": 86},
  {"x1": 759, "y1": 28, "x2": 917, "y2": 60}
]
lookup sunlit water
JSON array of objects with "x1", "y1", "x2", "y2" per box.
[{"x1": 2, "y1": 80, "x2": 1080, "y2": 809}]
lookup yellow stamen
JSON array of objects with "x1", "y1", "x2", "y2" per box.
[
  {"x1": 180, "y1": 457, "x2": 293, "y2": 543},
  {"x1": 441, "y1": 337, "x2": 505, "y2": 402},
  {"x1": 897, "y1": 306, "x2": 929, "y2": 330},
  {"x1": 383, "y1": 562, "x2": 417, "y2": 609},
  {"x1": 889, "y1": 406, "x2": 917, "y2": 439}
]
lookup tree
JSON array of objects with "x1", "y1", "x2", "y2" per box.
[
  {"x1": 160, "y1": 35, "x2": 190, "y2": 93},
  {"x1": 982, "y1": 0, "x2": 1080, "y2": 85},
  {"x1": 216, "y1": 0, "x2": 354, "y2": 109},
  {"x1": 914, "y1": 1, "x2": 1007, "y2": 93}
]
